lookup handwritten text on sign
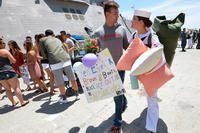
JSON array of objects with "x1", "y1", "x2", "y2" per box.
[{"x1": 75, "y1": 48, "x2": 125, "y2": 103}]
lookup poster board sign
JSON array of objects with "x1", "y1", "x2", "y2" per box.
[
  {"x1": 19, "y1": 65, "x2": 30, "y2": 85},
  {"x1": 75, "y1": 48, "x2": 125, "y2": 103}
]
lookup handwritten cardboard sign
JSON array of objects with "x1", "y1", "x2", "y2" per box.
[{"x1": 75, "y1": 48, "x2": 125, "y2": 103}]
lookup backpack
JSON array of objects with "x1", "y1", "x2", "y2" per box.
[
  {"x1": 152, "y1": 13, "x2": 185, "y2": 67},
  {"x1": 131, "y1": 32, "x2": 152, "y2": 48}
]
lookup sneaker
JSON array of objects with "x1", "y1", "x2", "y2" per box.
[
  {"x1": 147, "y1": 131, "x2": 155, "y2": 133},
  {"x1": 181, "y1": 49, "x2": 186, "y2": 52},
  {"x1": 58, "y1": 97, "x2": 68, "y2": 103},
  {"x1": 110, "y1": 125, "x2": 121, "y2": 133},
  {"x1": 74, "y1": 91, "x2": 79, "y2": 100},
  {"x1": 146, "y1": 128, "x2": 156, "y2": 133},
  {"x1": 75, "y1": 90, "x2": 79, "y2": 97}
]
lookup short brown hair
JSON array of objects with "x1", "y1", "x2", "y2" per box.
[{"x1": 104, "y1": 1, "x2": 119, "y2": 14}]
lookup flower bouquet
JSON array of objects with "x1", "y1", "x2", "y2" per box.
[{"x1": 84, "y1": 38, "x2": 99, "y2": 54}]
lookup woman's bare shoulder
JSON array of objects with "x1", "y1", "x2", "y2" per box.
[{"x1": 0, "y1": 49, "x2": 9, "y2": 56}]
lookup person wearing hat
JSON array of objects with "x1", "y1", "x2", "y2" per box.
[
  {"x1": 131, "y1": 9, "x2": 164, "y2": 133},
  {"x1": 89, "y1": 1, "x2": 129, "y2": 132}
]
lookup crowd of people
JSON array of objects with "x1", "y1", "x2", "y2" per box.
[
  {"x1": 180, "y1": 28, "x2": 200, "y2": 51},
  {"x1": 0, "y1": 39, "x2": 29, "y2": 107},
  {"x1": 0, "y1": 29, "x2": 80, "y2": 106},
  {"x1": 1, "y1": 1, "x2": 199, "y2": 133}
]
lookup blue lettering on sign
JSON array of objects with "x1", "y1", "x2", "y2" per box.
[
  {"x1": 91, "y1": 66, "x2": 97, "y2": 74},
  {"x1": 108, "y1": 58, "x2": 114, "y2": 65},
  {"x1": 83, "y1": 70, "x2": 87, "y2": 77}
]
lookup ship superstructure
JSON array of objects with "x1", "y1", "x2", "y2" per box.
[{"x1": 0, "y1": 0, "x2": 132, "y2": 48}]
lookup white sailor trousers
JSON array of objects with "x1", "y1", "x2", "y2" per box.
[{"x1": 145, "y1": 92, "x2": 159, "y2": 132}]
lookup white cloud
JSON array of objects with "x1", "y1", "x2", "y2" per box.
[
  {"x1": 146, "y1": 0, "x2": 182, "y2": 12},
  {"x1": 150, "y1": 1, "x2": 200, "y2": 29},
  {"x1": 120, "y1": 10, "x2": 133, "y2": 20}
]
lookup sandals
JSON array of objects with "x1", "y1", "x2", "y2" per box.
[
  {"x1": 11, "y1": 101, "x2": 29, "y2": 107},
  {"x1": 12, "y1": 101, "x2": 19, "y2": 107},
  {"x1": 42, "y1": 89, "x2": 48, "y2": 92},
  {"x1": 21, "y1": 101, "x2": 29, "y2": 107},
  {"x1": 50, "y1": 89, "x2": 58, "y2": 94},
  {"x1": 50, "y1": 91, "x2": 55, "y2": 96},
  {"x1": 34, "y1": 89, "x2": 48, "y2": 93},
  {"x1": 34, "y1": 89, "x2": 42, "y2": 93},
  {"x1": 25, "y1": 86, "x2": 32, "y2": 91}
]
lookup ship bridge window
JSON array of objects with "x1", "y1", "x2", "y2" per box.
[
  {"x1": 79, "y1": 15, "x2": 85, "y2": 21},
  {"x1": 35, "y1": 0, "x2": 40, "y2": 4},
  {"x1": 72, "y1": 14, "x2": 79, "y2": 20},
  {"x1": 76, "y1": 9, "x2": 83, "y2": 14},
  {"x1": 65, "y1": 14, "x2": 72, "y2": 20},
  {"x1": 70, "y1": 8, "x2": 76, "y2": 13},
  {"x1": 63, "y1": 8, "x2": 69, "y2": 13},
  {"x1": 97, "y1": 11, "x2": 102, "y2": 15}
]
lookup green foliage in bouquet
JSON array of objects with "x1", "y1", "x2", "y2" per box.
[{"x1": 84, "y1": 38, "x2": 99, "y2": 54}]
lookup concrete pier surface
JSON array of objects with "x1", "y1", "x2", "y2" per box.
[{"x1": 1, "y1": 47, "x2": 200, "y2": 133}]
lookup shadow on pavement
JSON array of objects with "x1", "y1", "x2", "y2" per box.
[
  {"x1": 0, "y1": 94, "x2": 7, "y2": 100},
  {"x1": 35, "y1": 98, "x2": 79, "y2": 114},
  {"x1": 32, "y1": 92, "x2": 51, "y2": 101},
  {"x1": 23, "y1": 90, "x2": 42, "y2": 100},
  {"x1": 0, "y1": 104, "x2": 20, "y2": 114},
  {"x1": 82, "y1": 108, "x2": 168, "y2": 133},
  {"x1": 68, "y1": 114, "x2": 114, "y2": 133},
  {"x1": 121, "y1": 108, "x2": 168, "y2": 133},
  {"x1": 85, "y1": 114, "x2": 115, "y2": 133},
  {"x1": 68, "y1": 126, "x2": 80, "y2": 133}
]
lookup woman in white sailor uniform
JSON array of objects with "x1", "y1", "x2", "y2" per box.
[{"x1": 130, "y1": 9, "x2": 165, "y2": 133}]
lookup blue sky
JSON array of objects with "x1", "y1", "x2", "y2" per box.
[{"x1": 116, "y1": 0, "x2": 200, "y2": 29}]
